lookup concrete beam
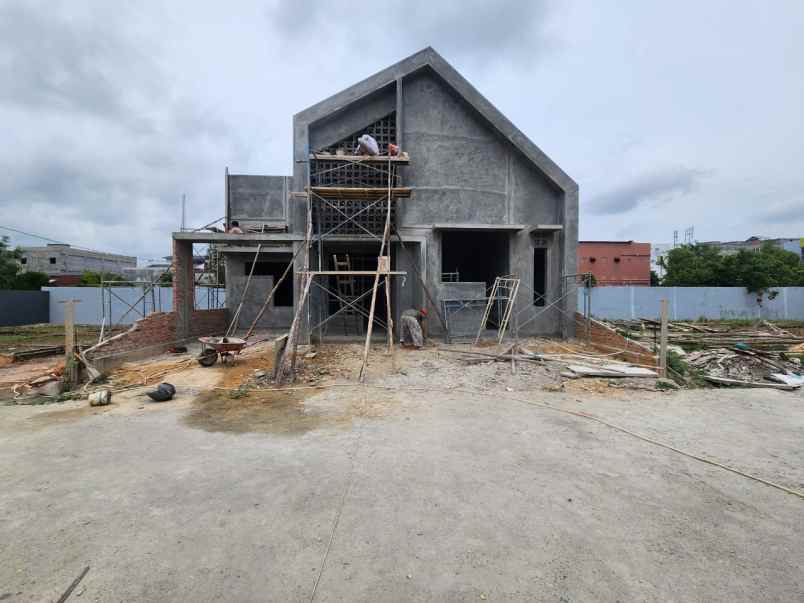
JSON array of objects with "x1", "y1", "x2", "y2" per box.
[
  {"x1": 172, "y1": 232, "x2": 305, "y2": 243},
  {"x1": 433, "y1": 223, "x2": 526, "y2": 231}
]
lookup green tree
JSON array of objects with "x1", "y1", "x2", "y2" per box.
[
  {"x1": 0, "y1": 238, "x2": 49, "y2": 290},
  {"x1": 661, "y1": 242, "x2": 804, "y2": 296},
  {"x1": 660, "y1": 244, "x2": 726, "y2": 286},
  {"x1": 728, "y1": 244, "x2": 804, "y2": 295},
  {"x1": 13, "y1": 271, "x2": 50, "y2": 290},
  {"x1": 650, "y1": 270, "x2": 661, "y2": 286},
  {"x1": 79, "y1": 271, "x2": 126, "y2": 286}
]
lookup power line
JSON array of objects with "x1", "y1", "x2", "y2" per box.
[
  {"x1": 0, "y1": 224, "x2": 67, "y2": 245},
  {"x1": 0, "y1": 224, "x2": 164, "y2": 263}
]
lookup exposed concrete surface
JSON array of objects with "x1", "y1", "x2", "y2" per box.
[{"x1": 1, "y1": 378, "x2": 802, "y2": 601}]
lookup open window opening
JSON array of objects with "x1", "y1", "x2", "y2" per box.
[
  {"x1": 440, "y1": 231, "x2": 509, "y2": 290},
  {"x1": 533, "y1": 248, "x2": 547, "y2": 306},
  {"x1": 245, "y1": 258, "x2": 294, "y2": 306}
]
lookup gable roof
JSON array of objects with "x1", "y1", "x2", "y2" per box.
[{"x1": 295, "y1": 47, "x2": 577, "y2": 193}]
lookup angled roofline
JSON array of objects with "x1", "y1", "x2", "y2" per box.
[{"x1": 294, "y1": 47, "x2": 577, "y2": 193}]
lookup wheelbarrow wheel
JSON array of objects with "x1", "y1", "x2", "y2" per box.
[{"x1": 198, "y1": 348, "x2": 218, "y2": 367}]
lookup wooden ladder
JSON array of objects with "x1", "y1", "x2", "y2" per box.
[{"x1": 332, "y1": 254, "x2": 361, "y2": 335}]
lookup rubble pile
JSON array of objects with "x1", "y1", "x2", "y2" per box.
[
  {"x1": 604, "y1": 319, "x2": 804, "y2": 351},
  {"x1": 686, "y1": 347, "x2": 804, "y2": 390}
]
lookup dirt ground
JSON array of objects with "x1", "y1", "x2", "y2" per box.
[{"x1": 0, "y1": 340, "x2": 802, "y2": 601}]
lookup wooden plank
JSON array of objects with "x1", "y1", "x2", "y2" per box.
[
  {"x1": 310, "y1": 153, "x2": 410, "y2": 164},
  {"x1": 307, "y1": 186, "x2": 412, "y2": 200},
  {"x1": 704, "y1": 376, "x2": 800, "y2": 391},
  {"x1": 566, "y1": 364, "x2": 658, "y2": 378}
]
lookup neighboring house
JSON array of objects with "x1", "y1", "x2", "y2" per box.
[
  {"x1": 172, "y1": 47, "x2": 578, "y2": 340},
  {"x1": 578, "y1": 241, "x2": 651, "y2": 286},
  {"x1": 19, "y1": 244, "x2": 136, "y2": 286},
  {"x1": 703, "y1": 236, "x2": 804, "y2": 261}
]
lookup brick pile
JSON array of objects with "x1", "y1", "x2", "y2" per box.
[{"x1": 574, "y1": 312, "x2": 658, "y2": 368}]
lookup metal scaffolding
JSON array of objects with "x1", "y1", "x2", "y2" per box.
[{"x1": 274, "y1": 149, "x2": 410, "y2": 384}]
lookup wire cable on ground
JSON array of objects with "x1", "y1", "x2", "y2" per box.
[
  {"x1": 309, "y1": 391, "x2": 365, "y2": 602},
  {"x1": 75, "y1": 361, "x2": 804, "y2": 500},
  {"x1": 213, "y1": 381, "x2": 803, "y2": 500}
]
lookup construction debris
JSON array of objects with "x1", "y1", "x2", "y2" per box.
[
  {"x1": 563, "y1": 364, "x2": 658, "y2": 379},
  {"x1": 146, "y1": 382, "x2": 176, "y2": 402},
  {"x1": 1, "y1": 345, "x2": 65, "y2": 363},
  {"x1": 602, "y1": 319, "x2": 804, "y2": 351},
  {"x1": 686, "y1": 347, "x2": 803, "y2": 390},
  {"x1": 89, "y1": 389, "x2": 112, "y2": 406}
]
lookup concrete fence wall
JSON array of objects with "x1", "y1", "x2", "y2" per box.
[
  {"x1": 0, "y1": 290, "x2": 50, "y2": 326},
  {"x1": 45, "y1": 287, "x2": 226, "y2": 326},
  {"x1": 578, "y1": 286, "x2": 804, "y2": 321}
]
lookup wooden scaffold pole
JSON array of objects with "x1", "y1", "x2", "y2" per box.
[
  {"x1": 275, "y1": 185, "x2": 314, "y2": 384},
  {"x1": 358, "y1": 156, "x2": 394, "y2": 382}
]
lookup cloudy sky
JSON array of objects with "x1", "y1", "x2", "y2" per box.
[{"x1": 1, "y1": 0, "x2": 802, "y2": 263}]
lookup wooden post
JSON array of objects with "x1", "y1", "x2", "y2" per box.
[
  {"x1": 385, "y1": 274, "x2": 396, "y2": 372},
  {"x1": 659, "y1": 298, "x2": 668, "y2": 377},
  {"x1": 358, "y1": 159, "x2": 394, "y2": 382},
  {"x1": 60, "y1": 299, "x2": 80, "y2": 386}
]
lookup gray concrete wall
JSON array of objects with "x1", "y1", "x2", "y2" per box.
[
  {"x1": 288, "y1": 51, "x2": 578, "y2": 339},
  {"x1": 228, "y1": 175, "x2": 290, "y2": 225},
  {"x1": 309, "y1": 85, "x2": 396, "y2": 152},
  {"x1": 45, "y1": 286, "x2": 225, "y2": 325},
  {"x1": 0, "y1": 290, "x2": 50, "y2": 326},
  {"x1": 398, "y1": 69, "x2": 566, "y2": 337},
  {"x1": 579, "y1": 286, "x2": 804, "y2": 320},
  {"x1": 224, "y1": 254, "x2": 295, "y2": 330}
]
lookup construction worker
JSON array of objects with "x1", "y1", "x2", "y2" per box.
[
  {"x1": 400, "y1": 308, "x2": 427, "y2": 348},
  {"x1": 227, "y1": 220, "x2": 244, "y2": 234}
]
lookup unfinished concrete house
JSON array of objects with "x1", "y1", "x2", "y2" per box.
[{"x1": 172, "y1": 47, "x2": 578, "y2": 345}]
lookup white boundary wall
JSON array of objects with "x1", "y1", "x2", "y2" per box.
[
  {"x1": 577, "y1": 287, "x2": 804, "y2": 321},
  {"x1": 45, "y1": 287, "x2": 225, "y2": 325}
]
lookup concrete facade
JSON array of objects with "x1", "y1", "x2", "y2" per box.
[
  {"x1": 174, "y1": 47, "x2": 578, "y2": 340},
  {"x1": 20, "y1": 244, "x2": 136, "y2": 284}
]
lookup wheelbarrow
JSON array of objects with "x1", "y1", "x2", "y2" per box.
[{"x1": 197, "y1": 336, "x2": 246, "y2": 367}]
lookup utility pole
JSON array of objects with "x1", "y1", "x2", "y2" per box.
[{"x1": 181, "y1": 194, "x2": 186, "y2": 231}]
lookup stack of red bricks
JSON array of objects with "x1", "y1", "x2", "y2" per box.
[
  {"x1": 574, "y1": 312, "x2": 658, "y2": 368},
  {"x1": 86, "y1": 309, "x2": 228, "y2": 361},
  {"x1": 189, "y1": 309, "x2": 228, "y2": 336}
]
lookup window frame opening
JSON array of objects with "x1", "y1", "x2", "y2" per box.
[{"x1": 533, "y1": 247, "x2": 547, "y2": 306}]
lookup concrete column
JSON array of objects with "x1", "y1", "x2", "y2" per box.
[
  {"x1": 173, "y1": 239, "x2": 194, "y2": 340},
  {"x1": 561, "y1": 186, "x2": 579, "y2": 338},
  {"x1": 396, "y1": 77, "x2": 404, "y2": 149}
]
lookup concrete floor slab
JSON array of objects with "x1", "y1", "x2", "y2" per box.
[{"x1": 1, "y1": 378, "x2": 802, "y2": 601}]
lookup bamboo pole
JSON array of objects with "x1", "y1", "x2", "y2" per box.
[
  {"x1": 276, "y1": 182, "x2": 314, "y2": 384},
  {"x1": 358, "y1": 158, "x2": 393, "y2": 382}
]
